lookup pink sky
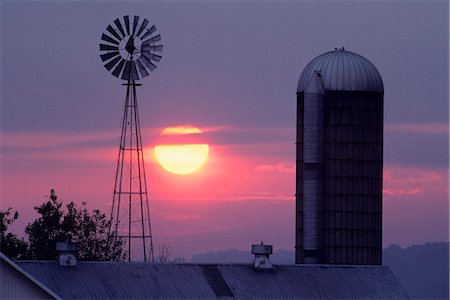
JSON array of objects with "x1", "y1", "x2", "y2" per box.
[
  {"x1": 1, "y1": 1, "x2": 448, "y2": 260},
  {"x1": 1, "y1": 123, "x2": 448, "y2": 258}
]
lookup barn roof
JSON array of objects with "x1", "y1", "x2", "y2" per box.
[{"x1": 15, "y1": 261, "x2": 409, "y2": 299}]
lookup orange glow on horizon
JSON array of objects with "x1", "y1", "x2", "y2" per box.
[{"x1": 160, "y1": 125, "x2": 202, "y2": 136}]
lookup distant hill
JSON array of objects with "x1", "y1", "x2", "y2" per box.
[
  {"x1": 191, "y1": 249, "x2": 252, "y2": 264},
  {"x1": 383, "y1": 242, "x2": 449, "y2": 300},
  {"x1": 191, "y1": 248, "x2": 294, "y2": 264},
  {"x1": 191, "y1": 242, "x2": 449, "y2": 299}
]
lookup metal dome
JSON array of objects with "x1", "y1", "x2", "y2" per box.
[{"x1": 297, "y1": 48, "x2": 383, "y2": 93}]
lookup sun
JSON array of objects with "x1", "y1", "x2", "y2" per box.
[
  {"x1": 155, "y1": 144, "x2": 209, "y2": 175},
  {"x1": 154, "y1": 126, "x2": 209, "y2": 175}
]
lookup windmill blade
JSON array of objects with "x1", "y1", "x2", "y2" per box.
[
  {"x1": 112, "y1": 59, "x2": 126, "y2": 78},
  {"x1": 100, "y1": 16, "x2": 163, "y2": 80},
  {"x1": 101, "y1": 33, "x2": 119, "y2": 45},
  {"x1": 140, "y1": 52, "x2": 162, "y2": 62},
  {"x1": 142, "y1": 34, "x2": 161, "y2": 44},
  {"x1": 114, "y1": 18, "x2": 126, "y2": 38},
  {"x1": 140, "y1": 25, "x2": 157, "y2": 40},
  {"x1": 150, "y1": 54, "x2": 162, "y2": 62},
  {"x1": 132, "y1": 16, "x2": 139, "y2": 35},
  {"x1": 141, "y1": 45, "x2": 163, "y2": 52},
  {"x1": 130, "y1": 61, "x2": 140, "y2": 81},
  {"x1": 136, "y1": 19, "x2": 149, "y2": 37},
  {"x1": 140, "y1": 54, "x2": 157, "y2": 71},
  {"x1": 121, "y1": 61, "x2": 131, "y2": 80},
  {"x1": 100, "y1": 44, "x2": 119, "y2": 51},
  {"x1": 136, "y1": 59, "x2": 150, "y2": 78},
  {"x1": 107, "y1": 25, "x2": 122, "y2": 41},
  {"x1": 124, "y1": 15, "x2": 130, "y2": 35},
  {"x1": 104, "y1": 56, "x2": 122, "y2": 71},
  {"x1": 100, "y1": 51, "x2": 120, "y2": 62}
]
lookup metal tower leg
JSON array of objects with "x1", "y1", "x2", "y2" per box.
[{"x1": 108, "y1": 79, "x2": 154, "y2": 262}]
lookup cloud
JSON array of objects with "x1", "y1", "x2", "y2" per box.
[
  {"x1": 384, "y1": 166, "x2": 447, "y2": 185},
  {"x1": 383, "y1": 165, "x2": 448, "y2": 197},
  {"x1": 256, "y1": 163, "x2": 295, "y2": 174},
  {"x1": 1, "y1": 131, "x2": 118, "y2": 149},
  {"x1": 383, "y1": 188, "x2": 425, "y2": 196},
  {"x1": 0, "y1": 127, "x2": 168, "y2": 150},
  {"x1": 198, "y1": 125, "x2": 295, "y2": 147},
  {"x1": 234, "y1": 193, "x2": 294, "y2": 201},
  {"x1": 160, "y1": 125, "x2": 202, "y2": 135},
  {"x1": 216, "y1": 126, "x2": 295, "y2": 135},
  {"x1": 0, "y1": 128, "x2": 161, "y2": 163},
  {"x1": 20, "y1": 147, "x2": 116, "y2": 163},
  {"x1": 386, "y1": 122, "x2": 449, "y2": 134}
]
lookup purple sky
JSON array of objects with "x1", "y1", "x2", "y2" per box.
[{"x1": 1, "y1": 1, "x2": 448, "y2": 259}]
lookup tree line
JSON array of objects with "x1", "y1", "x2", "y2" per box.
[{"x1": 1, "y1": 189, "x2": 126, "y2": 261}]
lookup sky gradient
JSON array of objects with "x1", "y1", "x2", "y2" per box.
[{"x1": 1, "y1": 1, "x2": 448, "y2": 259}]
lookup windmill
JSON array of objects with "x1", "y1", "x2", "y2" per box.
[{"x1": 99, "y1": 15, "x2": 163, "y2": 262}]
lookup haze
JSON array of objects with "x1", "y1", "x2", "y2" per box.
[{"x1": 1, "y1": 1, "x2": 448, "y2": 258}]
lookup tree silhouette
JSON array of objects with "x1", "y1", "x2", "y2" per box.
[
  {"x1": 0, "y1": 208, "x2": 28, "y2": 259},
  {"x1": 25, "y1": 189, "x2": 126, "y2": 261},
  {"x1": 156, "y1": 244, "x2": 187, "y2": 263},
  {"x1": 25, "y1": 189, "x2": 63, "y2": 259}
]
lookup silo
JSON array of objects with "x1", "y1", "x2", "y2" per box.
[{"x1": 295, "y1": 48, "x2": 383, "y2": 265}]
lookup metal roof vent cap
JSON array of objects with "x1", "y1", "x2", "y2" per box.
[
  {"x1": 251, "y1": 242, "x2": 273, "y2": 270},
  {"x1": 56, "y1": 239, "x2": 78, "y2": 267}
]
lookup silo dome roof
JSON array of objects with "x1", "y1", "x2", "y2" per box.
[{"x1": 297, "y1": 48, "x2": 383, "y2": 93}]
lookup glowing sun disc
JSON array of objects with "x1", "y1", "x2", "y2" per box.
[{"x1": 154, "y1": 144, "x2": 209, "y2": 175}]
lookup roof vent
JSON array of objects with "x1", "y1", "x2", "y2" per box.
[
  {"x1": 56, "y1": 240, "x2": 78, "y2": 267},
  {"x1": 251, "y1": 242, "x2": 273, "y2": 270}
]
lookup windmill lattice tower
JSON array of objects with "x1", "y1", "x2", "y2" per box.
[{"x1": 99, "y1": 15, "x2": 163, "y2": 262}]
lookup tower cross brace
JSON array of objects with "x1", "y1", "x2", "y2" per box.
[{"x1": 109, "y1": 77, "x2": 154, "y2": 262}]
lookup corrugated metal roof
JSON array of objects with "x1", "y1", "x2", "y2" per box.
[
  {"x1": 219, "y1": 264, "x2": 407, "y2": 299},
  {"x1": 16, "y1": 261, "x2": 216, "y2": 299},
  {"x1": 16, "y1": 261, "x2": 408, "y2": 299},
  {"x1": 297, "y1": 49, "x2": 384, "y2": 93}
]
